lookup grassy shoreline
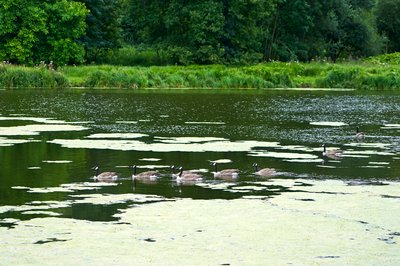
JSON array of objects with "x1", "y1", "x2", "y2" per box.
[{"x1": 1, "y1": 62, "x2": 399, "y2": 90}]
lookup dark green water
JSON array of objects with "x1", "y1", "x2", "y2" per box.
[{"x1": 0, "y1": 89, "x2": 399, "y2": 224}]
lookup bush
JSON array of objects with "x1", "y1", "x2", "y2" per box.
[
  {"x1": 96, "y1": 47, "x2": 169, "y2": 66},
  {"x1": 364, "y1": 52, "x2": 400, "y2": 65}
]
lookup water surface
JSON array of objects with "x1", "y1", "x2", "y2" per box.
[{"x1": 0, "y1": 89, "x2": 399, "y2": 264}]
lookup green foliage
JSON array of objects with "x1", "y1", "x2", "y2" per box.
[
  {"x1": 49, "y1": 39, "x2": 85, "y2": 66},
  {"x1": 77, "y1": 0, "x2": 123, "y2": 62},
  {"x1": 266, "y1": 0, "x2": 382, "y2": 62},
  {"x1": 95, "y1": 46, "x2": 168, "y2": 66},
  {"x1": 0, "y1": 64, "x2": 69, "y2": 88},
  {"x1": 67, "y1": 64, "x2": 296, "y2": 89},
  {"x1": 60, "y1": 63, "x2": 398, "y2": 90},
  {"x1": 315, "y1": 64, "x2": 400, "y2": 89},
  {"x1": 122, "y1": 0, "x2": 276, "y2": 65},
  {"x1": 364, "y1": 52, "x2": 400, "y2": 65},
  {"x1": 316, "y1": 68, "x2": 362, "y2": 88},
  {"x1": 3, "y1": 62, "x2": 400, "y2": 90},
  {"x1": 84, "y1": 68, "x2": 149, "y2": 88},
  {"x1": 0, "y1": 2, "x2": 48, "y2": 64},
  {"x1": 222, "y1": 0, "x2": 276, "y2": 63},
  {"x1": 0, "y1": 0, "x2": 88, "y2": 66},
  {"x1": 376, "y1": 0, "x2": 400, "y2": 52}
]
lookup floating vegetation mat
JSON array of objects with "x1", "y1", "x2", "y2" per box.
[{"x1": 1, "y1": 179, "x2": 399, "y2": 265}]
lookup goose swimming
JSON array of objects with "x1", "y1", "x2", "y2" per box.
[
  {"x1": 93, "y1": 166, "x2": 118, "y2": 182},
  {"x1": 176, "y1": 167, "x2": 203, "y2": 183},
  {"x1": 356, "y1": 126, "x2": 365, "y2": 139},
  {"x1": 322, "y1": 144, "x2": 343, "y2": 159},
  {"x1": 132, "y1": 165, "x2": 159, "y2": 182},
  {"x1": 253, "y1": 163, "x2": 276, "y2": 177},
  {"x1": 211, "y1": 162, "x2": 239, "y2": 180}
]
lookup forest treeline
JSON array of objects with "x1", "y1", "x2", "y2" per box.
[{"x1": 1, "y1": 0, "x2": 400, "y2": 66}]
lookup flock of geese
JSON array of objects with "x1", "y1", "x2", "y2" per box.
[
  {"x1": 93, "y1": 162, "x2": 265, "y2": 183},
  {"x1": 93, "y1": 162, "x2": 276, "y2": 184},
  {"x1": 93, "y1": 127, "x2": 365, "y2": 183}
]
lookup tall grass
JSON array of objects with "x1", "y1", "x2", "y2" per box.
[
  {"x1": 315, "y1": 65, "x2": 400, "y2": 90},
  {"x1": 59, "y1": 62, "x2": 400, "y2": 90},
  {"x1": 1, "y1": 60, "x2": 400, "y2": 90},
  {"x1": 0, "y1": 64, "x2": 69, "y2": 88},
  {"x1": 75, "y1": 65, "x2": 295, "y2": 89}
]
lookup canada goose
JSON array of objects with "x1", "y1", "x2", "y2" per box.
[
  {"x1": 170, "y1": 165, "x2": 181, "y2": 178},
  {"x1": 132, "y1": 165, "x2": 159, "y2": 181},
  {"x1": 322, "y1": 144, "x2": 343, "y2": 159},
  {"x1": 253, "y1": 163, "x2": 276, "y2": 177},
  {"x1": 92, "y1": 166, "x2": 118, "y2": 182},
  {"x1": 356, "y1": 126, "x2": 365, "y2": 139},
  {"x1": 176, "y1": 167, "x2": 203, "y2": 183},
  {"x1": 211, "y1": 162, "x2": 239, "y2": 180}
]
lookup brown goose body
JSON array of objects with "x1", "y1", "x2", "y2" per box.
[
  {"x1": 253, "y1": 163, "x2": 276, "y2": 177},
  {"x1": 176, "y1": 167, "x2": 203, "y2": 183},
  {"x1": 211, "y1": 162, "x2": 239, "y2": 180},
  {"x1": 132, "y1": 165, "x2": 159, "y2": 181},
  {"x1": 322, "y1": 144, "x2": 343, "y2": 159},
  {"x1": 93, "y1": 166, "x2": 118, "y2": 182},
  {"x1": 356, "y1": 126, "x2": 365, "y2": 139}
]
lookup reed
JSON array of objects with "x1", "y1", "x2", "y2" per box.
[
  {"x1": 57, "y1": 63, "x2": 400, "y2": 90},
  {"x1": 1, "y1": 59, "x2": 399, "y2": 90},
  {"x1": 0, "y1": 64, "x2": 69, "y2": 88}
]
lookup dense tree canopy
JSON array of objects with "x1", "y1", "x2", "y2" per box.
[
  {"x1": 0, "y1": 0, "x2": 88, "y2": 65},
  {"x1": 0, "y1": 0, "x2": 399, "y2": 65},
  {"x1": 265, "y1": 0, "x2": 382, "y2": 62},
  {"x1": 122, "y1": 0, "x2": 277, "y2": 64},
  {"x1": 376, "y1": 0, "x2": 400, "y2": 52},
  {"x1": 77, "y1": 0, "x2": 122, "y2": 62}
]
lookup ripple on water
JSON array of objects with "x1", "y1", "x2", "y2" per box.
[
  {"x1": 184, "y1": 121, "x2": 226, "y2": 125},
  {"x1": 42, "y1": 160, "x2": 72, "y2": 164},
  {"x1": 86, "y1": 133, "x2": 148, "y2": 139},
  {"x1": 0, "y1": 124, "x2": 87, "y2": 136},
  {"x1": 310, "y1": 121, "x2": 348, "y2": 127},
  {"x1": 382, "y1": 124, "x2": 400, "y2": 129},
  {"x1": 250, "y1": 151, "x2": 318, "y2": 159},
  {"x1": 0, "y1": 137, "x2": 36, "y2": 146},
  {"x1": 139, "y1": 158, "x2": 162, "y2": 162}
]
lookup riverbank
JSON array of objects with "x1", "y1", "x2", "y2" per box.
[{"x1": 1, "y1": 61, "x2": 399, "y2": 90}]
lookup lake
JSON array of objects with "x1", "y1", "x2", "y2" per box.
[{"x1": 0, "y1": 89, "x2": 399, "y2": 265}]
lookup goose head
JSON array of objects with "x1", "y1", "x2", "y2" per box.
[
  {"x1": 210, "y1": 162, "x2": 218, "y2": 172},
  {"x1": 131, "y1": 165, "x2": 137, "y2": 176},
  {"x1": 252, "y1": 163, "x2": 259, "y2": 172},
  {"x1": 92, "y1": 166, "x2": 100, "y2": 176},
  {"x1": 170, "y1": 165, "x2": 177, "y2": 174}
]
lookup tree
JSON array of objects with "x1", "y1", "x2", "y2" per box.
[
  {"x1": 376, "y1": 0, "x2": 400, "y2": 52},
  {"x1": 163, "y1": 0, "x2": 225, "y2": 64},
  {"x1": 264, "y1": 0, "x2": 314, "y2": 61},
  {"x1": 122, "y1": 0, "x2": 277, "y2": 64},
  {"x1": 122, "y1": 0, "x2": 225, "y2": 64},
  {"x1": 265, "y1": 0, "x2": 381, "y2": 62},
  {"x1": 220, "y1": 0, "x2": 278, "y2": 63},
  {"x1": 77, "y1": 0, "x2": 123, "y2": 62},
  {"x1": 0, "y1": 0, "x2": 48, "y2": 64},
  {"x1": 0, "y1": 0, "x2": 88, "y2": 65}
]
